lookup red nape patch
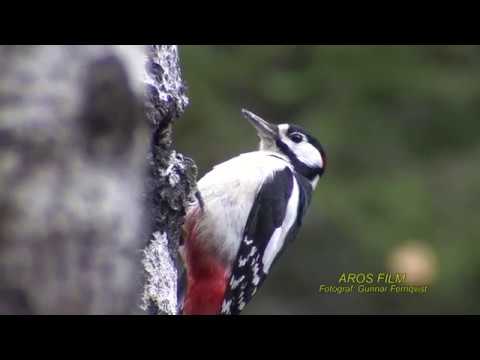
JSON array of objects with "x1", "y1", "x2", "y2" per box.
[{"x1": 182, "y1": 207, "x2": 229, "y2": 315}]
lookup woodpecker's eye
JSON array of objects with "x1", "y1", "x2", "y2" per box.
[{"x1": 289, "y1": 133, "x2": 303, "y2": 143}]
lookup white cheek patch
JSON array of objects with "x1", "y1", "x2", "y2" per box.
[
  {"x1": 293, "y1": 142, "x2": 323, "y2": 169},
  {"x1": 278, "y1": 124, "x2": 323, "y2": 169}
]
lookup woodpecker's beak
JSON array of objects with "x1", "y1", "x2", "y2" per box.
[{"x1": 241, "y1": 109, "x2": 278, "y2": 141}]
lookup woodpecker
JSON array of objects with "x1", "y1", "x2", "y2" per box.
[{"x1": 180, "y1": 109, "x2": 326, "y2": 315}]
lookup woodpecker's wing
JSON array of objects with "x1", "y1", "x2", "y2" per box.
[{"x1": 220, "y1": 168, "x2": 312, "y2": 315}]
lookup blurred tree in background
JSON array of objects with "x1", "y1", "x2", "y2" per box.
[{"x1": 175, "y1": 45, "x2": 480, "y2": 314}]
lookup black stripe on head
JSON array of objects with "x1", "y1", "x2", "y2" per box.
[{"x1": 276, "y1": 125, "x2": 326, "y2": 180}]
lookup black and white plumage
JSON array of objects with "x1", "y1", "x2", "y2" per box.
[{"x1": 181, "y1": 109, "x2": 326, "y2": 315}]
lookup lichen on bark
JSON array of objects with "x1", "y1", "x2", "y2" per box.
[{"x1": 142, "y1": 45, "x2": 197, "y2": 315}]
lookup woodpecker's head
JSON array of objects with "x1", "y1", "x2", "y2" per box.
[{"x1": 242, "y1": 109, "x2": 326, "y2": 184}]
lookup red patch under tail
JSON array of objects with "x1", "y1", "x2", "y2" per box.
[{"x1": 182, "y1": 207, "x2": 229, "y2": 315}]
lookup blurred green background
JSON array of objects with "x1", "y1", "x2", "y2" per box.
[{"x1": 176, "y1": 45, "x2": 480, "y2": 314}]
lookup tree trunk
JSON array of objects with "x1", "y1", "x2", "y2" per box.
[
  {"x1": 141, "y1": 45, "x2": 196, "y2": 315},
  {"x1": 0, "y1": 45, "x2": 194, "y2": 314}
]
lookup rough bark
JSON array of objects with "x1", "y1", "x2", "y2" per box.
[
  {"x1": 141, "y1": 45, "x2": 196, "y2": 315},
  {"x1": 0, "y1": 45, "x2": 194, "y2": 314}
]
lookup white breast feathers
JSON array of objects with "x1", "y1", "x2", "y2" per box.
[{"x1": 194, "y1": 151, "x2": 292, "y2": 266}]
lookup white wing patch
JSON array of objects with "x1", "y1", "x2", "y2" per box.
[
  {"x1": 221, "y1": 299, "x2": 232, "y2": 314},
  {"x1": 252, "y1": 261, "x2": 261, "y2": 286},
  {"x1": 262, "y1": 228, "x2": 283, "y2": 273},
  {"x1": 230, "y1": 275, "x2": 245, "y2": 290},
  {"x1": 238, "y1": 245, "x2": 257, "y2": 267},
  {"x1": 238, "y1": 256, "x2": 248, "y2": 267},
  {"x1": 261, "y1": 178, "x2": 300, "y2": 273}
]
